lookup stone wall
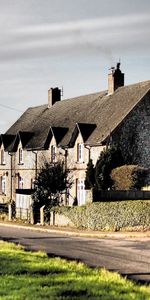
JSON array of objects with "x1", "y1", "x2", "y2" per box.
[
  {"x1": 112, "y1": 91, "x2": 150, "y2": 183},
  {"x1": 50, "y1": 211, "x2": 75, "y2": 227}
]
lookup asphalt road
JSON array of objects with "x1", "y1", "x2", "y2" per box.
[{"x1": 0, "y1": 225, "x2": 150, "y2": 284}]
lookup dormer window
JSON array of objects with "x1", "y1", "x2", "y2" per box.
[
  {"x1": 1, "y1": 149, "x2": 5, "y2": 165},
  {"x1": 51, "y1": 145, "x2": 56, "y2": 163},
  {"x1": 77, "y1": 143, "x2": 84, "y2": 162},
  {"x1": 19, "y1": 148, "x2": 24, "y2": 164}
]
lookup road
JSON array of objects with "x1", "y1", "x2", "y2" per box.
[{"x1": 0, "y1": 224, "x2": 150, "y2": 284}]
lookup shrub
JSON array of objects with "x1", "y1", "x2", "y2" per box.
[
  {"x1": 111, "y1": 165, "x2": 149, "y2": 190},
  {"x1": 85, "y1": 159, "x2": 95, "y2": 189},
  {"x1": 54, "y1": 200, "x2": 150, "y2": 231},
  {"x1": 95, "y1": 146, "x2": 124, "y2": 190}
]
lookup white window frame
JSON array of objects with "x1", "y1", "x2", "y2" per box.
[
  {"x1": 77, "y1": 143, "x2": 84, "y2": 162},
  {"x1": 77, "y1": 179, "x2": 85, "y2": 206},
  {"x1": 51, "y1": 145, "x2": 56, "y2": 163},
  {"x1": 1, "y1": 149, "x2": 5, "y2": 165},
  {"x1": 19, "y1": 148, "x2": 24, "y2": 164},
  {"x1": 31, "y1": 178, "x2": 35, "y2": 189},
  {"x1": 18, "y1": 176, "x2": 24, "y2": 189},
  {"x1": 1, "y1": 176, "x2": 6, "y2": 194}
]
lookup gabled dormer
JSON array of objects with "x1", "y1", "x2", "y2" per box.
[
  {"x1": 44, "y1": 127, "x2": 68, "y2": 163},
  {"x1": 10, "y1": 131, "x2": 34, "y2": 152},
  {"x1": 69, "y1": 123, "x2": 96, "y2": 163},
  {"x1": 69, "y1": 123, "x2": 96, "y2": 148},
  {"x1": 44, "y1": 126, "x2": 68, "y2": 149},
  {"x1": 0, "y1": 134, "x2": 15, "y2": 152}
]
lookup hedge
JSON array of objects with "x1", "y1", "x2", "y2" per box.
[
  {"x1": 54, "y1": 200, "x2": 150, "y2": 231},
  {"x1": 111, "y1": 165, "x2": 148, "y2": 190}
]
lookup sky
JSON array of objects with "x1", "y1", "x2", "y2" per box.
[{"x1": 0, "y1": 0, "x2": 150, "y2": 133}]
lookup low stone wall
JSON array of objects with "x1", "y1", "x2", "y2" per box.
[{"x1": 50, "y1": 211, "x2": 75, "y2": 227}]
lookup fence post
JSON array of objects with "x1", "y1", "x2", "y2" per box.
[
  {"x1": 30, "y1": 206, "x2": 34, "y2": 224},
  {"x1": 8, "y1": 204, "x2": 12, "y2": 221},
  {"x1": 53, "y1": 211, "x2": 55, "y2": 225},
  {"x1": 49, "y1": 211, "x2": 55, "y2": 226},
  {"x1": 49, "y1": 211, "x2": 52, "y2": 225},
  {"x1": 40, "y1": 205, "x2": 45, "y2": 226}
]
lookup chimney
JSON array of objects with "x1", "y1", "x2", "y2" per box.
[
  {"x1": 48, "y1": 87, "x2": 61, "y2": 108},
  {"x1": 108, "y1": 62, "x2": 124, "y2": 94}
]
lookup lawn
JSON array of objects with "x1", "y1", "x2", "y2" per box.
[{"x1": 0, "y1": 241, "x2": 150, "y2": 300}]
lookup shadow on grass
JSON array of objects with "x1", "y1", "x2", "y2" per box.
[
  {"x1": 46, "y1": 252, "x2": 150, "y2": 285},
  {"x1": 1, "y1": 237, "x2": 150, "y2": 286},
  {"x1": 0, "y1": 252, "x2": 68, "y2": 276},
  {"x1": 0, "y1": 241, "x2": 150, "y2": 300}
]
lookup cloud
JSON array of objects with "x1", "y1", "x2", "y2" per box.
[
  {"x1": 15, "y1": 13, "x2": 150, "y2": 35},
  {"x1": 0, "y1": 13, "x2": 150, "y2": 62}
]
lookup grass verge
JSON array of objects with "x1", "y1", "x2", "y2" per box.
[{"x1": 0, "y1": 241, "x2": 150, "y2": 300}]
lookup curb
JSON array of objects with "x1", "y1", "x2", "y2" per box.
[
  {"x1": 0, "y1": 222, "x2": 109, "y2": 238},
  {"x1": 0, "y1": 222, "x2": 150, "y2": 239}
]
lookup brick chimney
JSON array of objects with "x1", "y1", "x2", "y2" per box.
[
  {"x1": 108, "y1": 63, "x2": 124, "y2": 94},
  {"x1": 48, "y1": 87, "x2": 61, "y2": 108}
]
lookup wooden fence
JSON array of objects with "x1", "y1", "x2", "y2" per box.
[{"x1": 93, "y1": 190, "x2": 150, "y2": 201}]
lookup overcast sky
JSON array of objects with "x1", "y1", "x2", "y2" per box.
[{"x1": 0, "y1": 0, "x2": 150, "y2": 133}]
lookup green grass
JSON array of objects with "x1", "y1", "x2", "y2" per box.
[{"x1": 0, "y1": 241, "x2": 150, "y2": 300}]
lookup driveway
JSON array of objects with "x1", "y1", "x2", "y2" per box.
[{"x1": 0, "y1": 224, "x2": 150, "y2": 284}]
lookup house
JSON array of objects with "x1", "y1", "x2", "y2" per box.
[{"x1": 0, "y1": 63, "x2": 150, "y2": 214}]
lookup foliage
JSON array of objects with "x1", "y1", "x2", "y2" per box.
[
  {"x1": 54, "y1": 200, "x2": 150, "y2": 231},
  {"x1": 0, "y1": 241, "x2": 150, "y2": 300},
  {"x1": 0, "y1": 203, "x2": 9, "y2": 221},
  {"x1": 0, "y1": 212, "x2": 8, "y2": 221},
  {"x1": 32, "y1": 161, "x2": 71, "y2": 211},
  {"x1": 85, "y1": 159, "x2": 95, "y2": 189},
  {"x1": 95, "y1": 146, "x2": 124, "y2": 190},
  {"x1": 111, "y1": 165, "x2": 149, "y2": 190}
]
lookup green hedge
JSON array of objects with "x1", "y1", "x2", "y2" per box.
[
  {"x1": 111, "y1": 165, "x2": 148, "y2": 190},
  {"x1": 54, "y1": 201, "x2": 150, "y2": 231}
]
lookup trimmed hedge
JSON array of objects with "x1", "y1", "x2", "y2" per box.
[
  {"x1": 54, "y1": 201, "x2": 150, "y2": 231},
  {"x1": 111, "y1": 165, "x2": 148, "y2": 190}
]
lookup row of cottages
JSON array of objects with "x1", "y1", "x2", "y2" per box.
[{"x1": 0, "y1": 63, "x2": 150, "y2": 212}]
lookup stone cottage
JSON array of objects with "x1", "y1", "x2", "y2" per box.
[{"x1": 0, "y1": 63, "x2": 150, "y2": 213}]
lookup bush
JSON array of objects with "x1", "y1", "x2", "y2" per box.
[
  {"x1": 111, "y1": 165, "x2": 149, "y2": 190},
  {"x1": 95, "y1": 146, "x2": 124, "y2": 190},
  {"x1": 0, "y1": 212, "x2": 8, "y2": 221},
  {"x1": 85, "y1": 159, "x2": 95, "y2": 189},
  {"x1": 54, "y1": 201, "x2": 150, "y2": 231}
]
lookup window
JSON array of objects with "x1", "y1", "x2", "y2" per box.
[
  {"x1": 0, "y1": 176, "x2": 6, "y2": 194},
  {"x1": 19, "y1": 148, "x2": 23, "y2": 164},
  {"x1": 31, "y1": 178, "x2": 35, "y2": 189},
  {"x1": 77, "y1": 143, "x2": 84, "y2": 162},
  {"x1": 51, "y1": 145, "x2": 56, "y2": 162},
  {"x1": 18, "y1": 176, "x2": 23, "y2": 189},
  {"x1": 77, "y1": 179, "x2": 85, "y2": 206},
  {"x1": 1, "y1": 149, "x2": 5, "y2": 165}
]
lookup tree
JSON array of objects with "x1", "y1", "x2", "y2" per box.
[
  {"x1": 32, "y1": 161, "x2": 72, "y2": 211},
  {"x1": 85, "y1": 159, "x2": 95, "y2": 189},
  {"x1": 95, "y1": 146, "x2": 124, "y2": 190}
]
